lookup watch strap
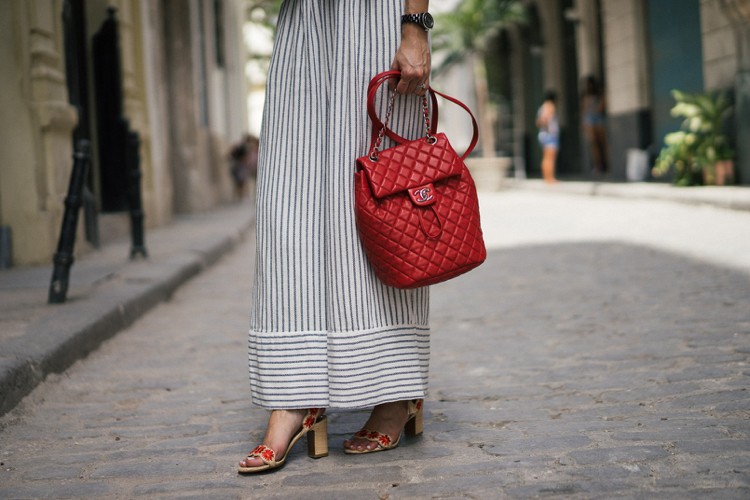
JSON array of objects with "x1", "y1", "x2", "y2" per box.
[{"x1": 401, "y1": 12, "x2": 432, "y2": 31}]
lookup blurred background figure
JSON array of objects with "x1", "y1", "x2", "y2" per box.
[
  {"x1": 536, "y1": 90, "x2": 559, "y2": 184},
  {"x1": 581, "y1": 75, "x2": 609, "y2": 176},
  {"x1": 229, "y1": 135, "x2": 259, "y2": 201}
]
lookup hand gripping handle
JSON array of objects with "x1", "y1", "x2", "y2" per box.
[{"x1": 366, "y1": 70, "x2": 479, "y2": 160}]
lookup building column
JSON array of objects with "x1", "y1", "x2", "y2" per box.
[
  {"x1": 601, "y1": 0, "x2": 651, "y2": 179},
  {"x1": 575, "y1": 0, "x2": 604, "y2": 79},
  {"x1": 719, "y1": 0, "x2": 750, "y2": 184},
  {"x1": 111, "y1": 0, "x2": 164, "y2": 226},
  {"x1": 0, "y1": 0, "x2": 78, "y2": 265}
]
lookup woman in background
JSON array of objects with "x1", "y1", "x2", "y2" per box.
[
  {"x1": 581, "y1": 75, "x2": 609, "y2": 175},
  {"x1": 537, "y1": 90, "x2": 559, "y2": 184}
]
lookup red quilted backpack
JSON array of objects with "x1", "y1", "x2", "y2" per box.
[{"x1": 355, "y1": 70, "x2": 486, "y2": 289}]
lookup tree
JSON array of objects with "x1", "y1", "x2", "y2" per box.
[
  {"x1": 246, "y1": 0, "x2": 282, "y2": 30},
  {"x1": 432, "y1": 0, "x2": 526, "y2": 158}
]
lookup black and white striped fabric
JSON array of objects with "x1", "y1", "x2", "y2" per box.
[{"x1": 248, "y1": 0, "x2": 431, "y2": 409}]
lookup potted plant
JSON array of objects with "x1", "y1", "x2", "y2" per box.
[{"x1": 652, "y1": 89, "x2": 734, "y2": 186}]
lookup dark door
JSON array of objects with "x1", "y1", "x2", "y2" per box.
[
  {"x1": 646, "y1": 0, "x2": 704, "y2": 152},
  {"x1": 92, "y1": 8, "x2": 130, "y2": 212}
]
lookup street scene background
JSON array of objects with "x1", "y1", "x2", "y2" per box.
[{"x1": 1, "y1": 0, "x2": 750, "y2": 497}]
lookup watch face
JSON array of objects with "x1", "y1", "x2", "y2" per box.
[{"x1": 423, "y1": 13, "x2": 434, "y2": 30}]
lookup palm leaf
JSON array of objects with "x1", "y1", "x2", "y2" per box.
[{"x1": 432, "y1": 0, "x2": 526, "y2": 73}]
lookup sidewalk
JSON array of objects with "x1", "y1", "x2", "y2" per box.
[
  {"x1": 0, "y1": 200, "x2": 255, "y2": 416},
  {"x1": 510, "y1": 178, "x2": 750, "y2": 212}
]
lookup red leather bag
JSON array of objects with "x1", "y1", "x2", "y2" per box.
[{"x1": 355, "y1": 70, "x2": 486, "y2": 289}]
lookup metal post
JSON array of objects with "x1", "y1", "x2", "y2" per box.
[
  {"x1": 0, "y1": 226, "x2": 11, "y2": 268},
  {"x1": 127, "y1": 130, "x2": 147, "y2": 259},
  {"x1": 49, "y1": 139, "x2": 91, "y2": 303}
]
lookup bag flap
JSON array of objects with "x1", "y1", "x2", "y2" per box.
[{"x1": 357, "y1": 133, "x2": 463, "y2": 199}]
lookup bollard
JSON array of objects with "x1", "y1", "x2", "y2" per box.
[
  {"x1": 49, "y1": 139, "x2": 91, "y2": 303},
  {"x1": 127, "y1": 130, "x2": 147, "y2": 259},
  {"x1": 0, "y1": 226, "x2": 11, "y2": 268}
]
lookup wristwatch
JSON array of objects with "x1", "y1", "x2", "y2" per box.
[{"x1": 401, "y1": 12, "x2": 434, "y2": 31}]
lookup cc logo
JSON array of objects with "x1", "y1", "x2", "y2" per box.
[
  {"x1": 409, "y1": 183, "x2": 437, "y2": 206},
  {"x1": 414, "y1": 187, "x2": 433, "y2": 203}
]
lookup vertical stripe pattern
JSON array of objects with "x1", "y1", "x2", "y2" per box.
[{"x1": 248, "y1": 0, "x2": 430, "y2": 409}]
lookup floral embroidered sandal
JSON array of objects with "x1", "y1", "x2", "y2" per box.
[
  {"x1": 344, "y1": 399, "x2": 423, "y2": 455},
  {"x1": 238, "y1": 408, "x2": 328, "y2": 473}
]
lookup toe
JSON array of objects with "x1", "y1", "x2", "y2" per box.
[
  {"x1": 239, "y1": 456, "x2": 261, "y2": 468},
  {"x1": 344, "y1": 437, "x2": 365, "y2": 451}
]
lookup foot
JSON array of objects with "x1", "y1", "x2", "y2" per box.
[
  {"x1": 343, "y1": 401, "x2": 410, "y2": 453},
  {"x1": 239, "y1": 409, "x2": 307, "y2": 469}
]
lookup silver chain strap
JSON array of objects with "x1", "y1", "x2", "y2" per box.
[
  {"x1": 421, "y1": 95, "x2": 436, "y2": 144},
  {"x1": 369, "y1": 91, "x2": 435, "y2": 161},
  {"x1": 369, "y1": 91, "x2": 397, "y2": 161}
]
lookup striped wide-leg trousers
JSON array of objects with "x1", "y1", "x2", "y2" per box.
[{"x1": 248, "y1": 0, "x2": 431, "y2": 409}]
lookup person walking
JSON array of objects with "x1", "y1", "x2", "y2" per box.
[
  {"x1": 581, "y1": 75, "x2": 608, "y2": 175},
  {"x1": 536, "y1": 90, "x2": 559, "y2": 184},
  {"x1": 239, "y1": 0, "x2": 433, "y2": 473},
  {"x1": 229, "y1": 135, "x2": 258, "y2": 201}
]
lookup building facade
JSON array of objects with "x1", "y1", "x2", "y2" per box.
[
  {"x1": 498, "y1": 0, "x2": 750, "y2": 183},
  {"x1": 0, "y1": 0, "x2": 248, "y2": 267}
]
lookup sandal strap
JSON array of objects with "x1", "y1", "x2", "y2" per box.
[
  {"x1": 247, "y1": 444, "x2": 277, "y2": 466},
  {"x1": 349, "y1": 400, "x2": 423, "y2": 450},
  {"x1": 243, "y1": 408, "x2": 322, "y2": 467},
  {"x1": 408, "y1": 399, "x2": 423, "y2": 418},
  {"x1": 353, "y1": 428, "x2": 394, "y2": 448},
  {"x1": 302, "y1": 408, "x2": 322, "y2": 430}
]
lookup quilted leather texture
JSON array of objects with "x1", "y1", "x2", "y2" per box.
[
  {"x1": 355, "y1": 137, "x2": 486, "y2": 289},
  {"x1": 358, "y1": 133, "x2": 463, "y2": 199}
]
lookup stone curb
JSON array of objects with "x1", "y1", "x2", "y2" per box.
[{"x1": 0, "y1": 209, "x2": 254, "y2": 417}]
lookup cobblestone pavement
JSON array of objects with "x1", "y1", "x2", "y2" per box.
[{"x1": 1, "y1": 190, "x2": 748, "y2": 499}]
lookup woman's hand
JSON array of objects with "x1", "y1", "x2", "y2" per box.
[{"x1": 391, "y1": 24, "x2": 431, "y2": 96}]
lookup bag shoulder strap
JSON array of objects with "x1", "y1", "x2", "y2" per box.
[{"x1": 366, "y1": 70, "x2": 479, "y2": 160}]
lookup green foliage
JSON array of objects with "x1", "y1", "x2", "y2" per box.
[
  {"x1": 246, "y1": 0, "x2": 283, "y2": 31},
  {"x1": 652, "y1": 90, "x2": 734, "y2": 186},
  {"x1": 432, "y1": 0, "x2": 526, "y2": 75}
]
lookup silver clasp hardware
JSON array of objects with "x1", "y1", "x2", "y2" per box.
[{"x1": 409, "y1": 183, "x2": 436, "y2": 206}]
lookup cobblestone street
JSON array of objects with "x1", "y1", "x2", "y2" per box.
[{"x1": 1, "y1": 189, "x2": 749, "y2": 499}]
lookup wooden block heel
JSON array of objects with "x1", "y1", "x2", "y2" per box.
[
  {"x1": 404, "y1": 400, "x2": 424, "y2": 436},
  {"x1": 307, "y1": 415, "x2": 329, "y2": 458}
]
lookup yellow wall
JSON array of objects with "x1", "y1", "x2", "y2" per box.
[
  {"x1": 0, "y1": 0, "x2": 78, "y2": 265},
  {"x1": 0, "y1": 0, "x2": 248, "y2": 267}
]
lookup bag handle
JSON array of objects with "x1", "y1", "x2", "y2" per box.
[
  {"x1": 366, "y1": 70, "x2": 479, "y2": 161},
  {"x1": 367, "y1": 70, "x2": 439, "y2": 145}
]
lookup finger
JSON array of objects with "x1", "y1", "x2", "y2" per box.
[
  {"x1": 396, "y1": 79, "x2": 411, "y2": 95},
  {"x1": 403, "y1": 77, "x2": 422, "y2": 95},
  {"x1": 389, "y1": 61, "x2": 399, "y2": 90},
  {"x1": 415, "y1": 81, "x2": 429, "y2": 96}
]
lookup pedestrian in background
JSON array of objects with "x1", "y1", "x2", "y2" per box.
[
  {"x1": 537, "y1": 90, "x2": 559, "y2": 183},
  {"x1": 581, "y1": 75, "x2": 609, "y2": 175},
  {"x1": 229, "y1": 134, "x2": 258, "y2": 201},
  {"x1": 239, "y1": 0, "x2": 432, "y2": 473}
]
